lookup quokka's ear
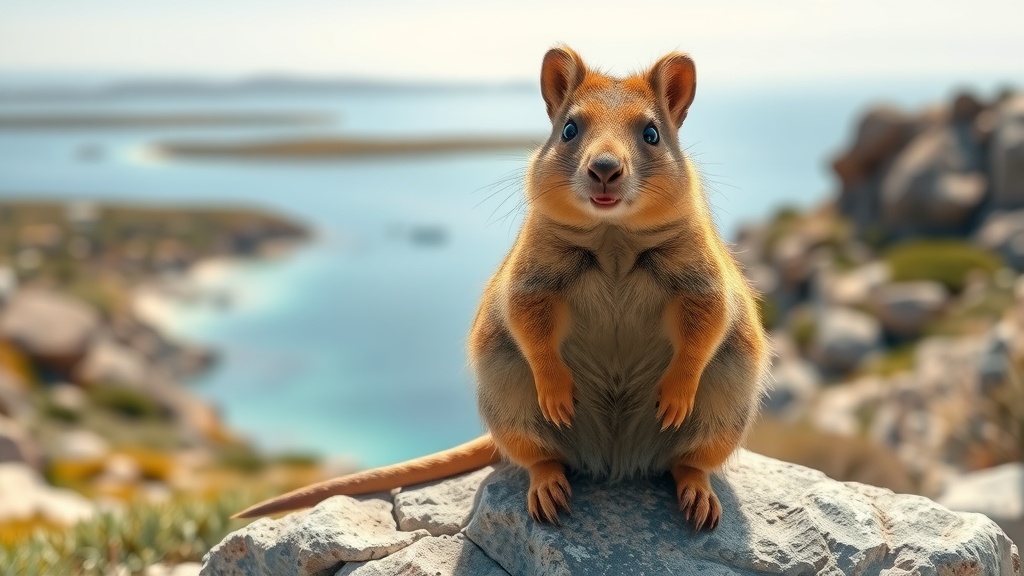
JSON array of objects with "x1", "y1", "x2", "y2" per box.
[
  {"x1": 648, "y1": 53, "x2": 697, "y2": 128},
  {"x1": 540, "y1": 46, "x2": 587, "y2": 120}
]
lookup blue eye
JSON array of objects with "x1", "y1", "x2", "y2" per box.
[
  {"x1": 561, "y1": 120, "x2": 578, "y2": 141},
  {"x1": 643, "y1": 125, "x2": 659, "y2": 145}
]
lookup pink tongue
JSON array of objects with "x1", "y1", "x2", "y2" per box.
[{"x1": 591, "y1": 195, "x2": 618, "y2": 205}]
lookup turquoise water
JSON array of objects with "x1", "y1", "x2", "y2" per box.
[{"x1": 0, "y1": 78, "x2": 998, "y2": 466}]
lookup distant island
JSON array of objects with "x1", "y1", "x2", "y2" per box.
[{"x1": 152, "y1": 135, "x2": 542, "y2": 160}]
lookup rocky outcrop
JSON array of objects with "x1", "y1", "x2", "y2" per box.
[
  {"x1": 203, "y1": 452, "x2": 1019, "y2": 576},
  {"x1": 834, "y1": 92, "x2": 1024, "y2": 241},
  {"x1": 991, "y1": 96, "x2": 1024, "y2": 210}
]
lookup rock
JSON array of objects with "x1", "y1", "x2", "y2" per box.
[
  {"x1": 870, "y1": 281, "x2": 949, "y2": 338},
  {"x1": 0, "y1": 462, "x2": 94, "y2": 524},
  {"x1": 146, "y1": 563, "x2": 202, "y2": 576},
  {"x1": 337, "y1": 535, "x2": 508, "y2": 576},
  {"x1": 394, "y1": 467, "x2": 496, "y2": 536},
  {"x1": 833, "y1": 106, "x2": 918, "y2": 234},
  {"x1": 833, "y1": 106, "x2": 916, "y2": 190},
  {"x1": 206, "y1": 453, "x2": 1019, "y2": 576},
  {"x1": 0, "y1": 288, "x2": 99, "y2": 363},
  {"x1": 77, "y1": 337, "x2": 150, "y2": 387},
  {"x1": 466, "y1": 452, "x2": 1018, "y2": 575},
  {"x1": 201, "y1": 496, "x2": 429, "y2": 576},
  {"x1": 824, "y1": 261, "x2": 890, "y2": 307},
  {"x1": 94, "y1": 453, "x2": 142, "y2": 487},
  {"x1": 51, "y1": 428, "x2": 111, "y2": 461},
  {"x1": 977, "y1": 210, "x2": 1024, "y2": 270},
  {"x1": 0, "y1": 265, "x2": 14, "y2": 304},
  {"x1": 0, "y1": 415, "x2": 38, "y2": 466},
  {"x1": 49, "y1": 383, "x2": 88, "y2": 416},
  {"x1": 810, "y1": 307, "x2": 882, "y2": 374},
  {"x1": 881, "y1": 128, "x2": 986, "y2": 237},
  {"x1": 0, "y1": 367, "x2": 29, "y2": 419},
  {"x1": 939, "y1": 463, "x2": 1024, "y2": 548},
  {"x1": 762, "y1": 359, "x2": 819, "y2": 421},
  {"x1": 991, "y1": 96, "x2": 1024, "y2": 210}
]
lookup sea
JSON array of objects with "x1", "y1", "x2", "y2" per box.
[{"x1": 0, "y1": 74, "x2": 1007, "y2": 467}]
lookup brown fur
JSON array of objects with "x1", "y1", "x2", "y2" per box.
[{"x1": 235, "y1": 46, "x2": 770, "y2": 531}]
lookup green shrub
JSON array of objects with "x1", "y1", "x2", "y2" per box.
[
  {"x1": 883, "y1": 240, "x2": 1003, "y2": 293},
  {"x1": 88, "y1": 385, "x2": 165, "y2": 420}
]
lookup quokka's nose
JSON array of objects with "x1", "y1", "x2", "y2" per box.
[{"x1": 587, "y1": 154, "x2": 624, "y2": 184}]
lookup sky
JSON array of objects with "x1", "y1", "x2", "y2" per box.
[{"x1": 0, "y1": 0, "x2": 1022, "y2": 85}]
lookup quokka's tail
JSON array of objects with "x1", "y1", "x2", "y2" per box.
[{"x1": 232, "y1": 434, "x2": 499, "y2": 519}]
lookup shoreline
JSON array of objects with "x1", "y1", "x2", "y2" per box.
[{"x1": 150, "y1": 135, "x2": 542, "y2": 160}]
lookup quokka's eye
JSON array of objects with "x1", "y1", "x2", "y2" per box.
[
  {"x1": 562, "y1": 120, "x2": 578, "y2": 141},
  {"x1": 643, "y1": 124, "x2": 659, "y2": 145}
]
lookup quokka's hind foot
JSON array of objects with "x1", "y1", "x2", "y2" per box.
[
  {"x1": 671, "y1": 463, "x2": 721, "y2": 531},
  {"x1": 526, "y1": 460, "x2": 572, "y2": 525}
]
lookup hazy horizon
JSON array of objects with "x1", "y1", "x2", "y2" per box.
[{"x1": 2, "y1": 0, "x2": 1022, "y2": 86}]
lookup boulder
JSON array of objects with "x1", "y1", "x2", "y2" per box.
[
  {"x1": 762, "y1": 359, "x2": 819, "y2": 421},
  {"x1": 204, "y1": 453, "x2": 1019, "y2": 576},
  {"x1": 881, "y1": 128, "x2": 986, "y2": 237},
  {"x1": 394, "y1": 467, "x2": 496, "y2": 536},
  {"x1": 976, "y1": 210, "x2": 1024, "y2": 270},
  {"x1": 810, "y1": 307, "x2": 882, "y2": 374},
  {"x1": 991, "y1": 96, "x2": 1024, "y2": 210},
  {"x1": 939, "y1": 463, "x2": 1024, "y2": 549},
  {"x1": 824, "y1": 261, "x2": 890, "y2": 307},
  {"x1": 833, "y1": 106, "x2": 917, "y2": 234},
  {"x1": 469, "y1": 453, "x2": 1017, "y2": 576},
  {"x1": 0, "y1": 288, "x2": 99, "y2": 364},
  {"x1": 77, "y1": 337, "x2": 150, "y2": 387},
  {"x1": 201, "y1": 496, "x2": 429, "y2": 576},
  {"x1": 0, "y1": 462, "x2": 94, "y2": 525},
  {"x1": 870, "y1": 281, "x2": 949, "y2": 338}
]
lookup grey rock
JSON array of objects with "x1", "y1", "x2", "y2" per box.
[
  {"x1": 811, "y1": 307, "x2": 882, "y2": 374},
  {"x1": 763, "y1": 359, "x2": 819, "y2": 421},
  {"x1": 991, "y1": 96, "x2": 1024, "y2": 210},
  {"x1": 824, "y1": 261, "x2": 890, "y2": 308},
  {"x1": 394, "y1": 467, "x2": 496, "y2": 536},
  {"x1": 336, "y1": 535, "x2": 508, "y2": 576},
  {"x1": 466, "y1": 451, "x2": 1019, "y2": 576},
  {"x1": 939, "y1": 463, "x2": 1024, "y2": 548},
  {"x1": 881, "y1": 127, "x2": 985, "y2": 237},
  {"x1": 201, "y1": 496, "x2": 429, "y2": 576},
  {"x1": 871, "y1": 281, "x2": 949, "y2": 338},
  {"x1": 0, "y1": 288, "x2": 99, "y2": 361},
  {"x1": 977, "y1": 210, "x2": 1024, "y2": 270}
]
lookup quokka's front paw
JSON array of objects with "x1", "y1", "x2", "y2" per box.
[
  {"x1": 656, "y1": 380, "x2": 697, "y2": 430},
  {"x1": 538, "y1": 382, "x2": 574, "y2": 427},
  {"x1": 536, "y1": 370, "x2": 575, "y2": 427}
]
